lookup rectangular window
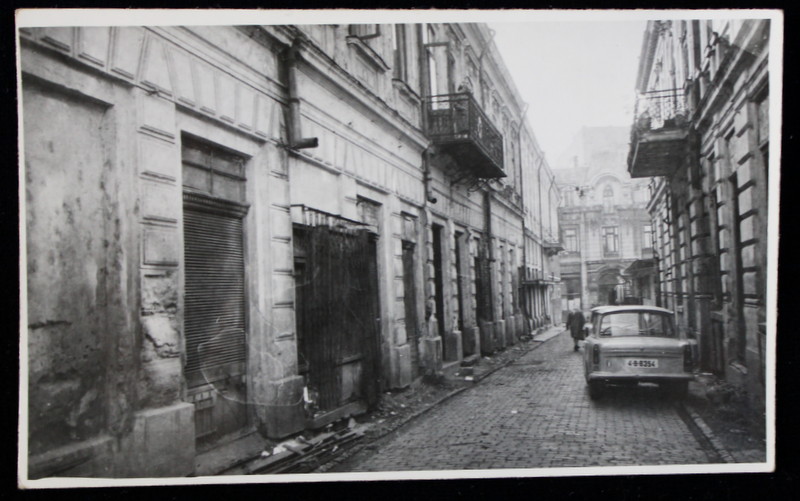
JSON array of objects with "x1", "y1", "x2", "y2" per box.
[
  {"x1": 603, "y1": 226, "x2": 619, "y2": 255},
  {"x1": 599, "y1": 312, "x2": 676, "y2": 338},
  {"x1": 349, "y1": 24, "x2": 380, "y2": 40},
  {"x1": 563, "y1": 227, "x2": 578, "y2": 252},
  {"x1": 730, "y1": 171, "x2": 747, "y2": 365},
  {"x1": 642, "y1": 224, "x2": 653, "y2": 250},
  {"x1": 393, "y1": 24, "x2": 408, "y2": 82},
  {"x1": 757, "y1": 94, "x2": 769, "y2": 145},
  {"x1": 756, "y1": 91, "x2": 769, "y2": 186}
]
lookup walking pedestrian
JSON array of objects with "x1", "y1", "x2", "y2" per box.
[{"x1": 569, "y1": 308, "x2": 586, "y2": 352}]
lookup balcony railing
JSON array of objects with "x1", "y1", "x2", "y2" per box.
[
  {"x1": 628, "y1": 88, "x2": 690, "y2": 178},
  {"x1": 423, "y1": 93, "x2": 505, "y2": 179},
  {"x1": 633, "y1": 88, "x2": 688, "y2": 130}
]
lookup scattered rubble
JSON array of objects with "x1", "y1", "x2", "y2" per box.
[
  {"x1": 220, "y1": 328, "x2": 561, "y2": 475},
  {"x1": 223, "y1": 422, "x2": 368, "y2": 475}
]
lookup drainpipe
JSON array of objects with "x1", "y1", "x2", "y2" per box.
[
  {"x1": 284, "y1": 41, "x2": 319, "y2": 150},
  {"x1": 423, "y1": 147, "x2": 438, "y2": 205},
  {"x1": 536, "y1": 155, "x2": 547, "y2": 325},
  {"x1": 515, "y1": 107, "x2": 530, "y2": 328}
]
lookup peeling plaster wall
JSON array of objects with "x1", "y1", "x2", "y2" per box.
[
  {"x1": 24, "y1": 82, "x2": 114, "y2": 457},
  {"x1": 21, "y1": 24, "x2": 297, "y2": 478}
]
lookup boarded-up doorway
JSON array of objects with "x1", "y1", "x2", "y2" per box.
[{"x1": 293, "y1": 226, "x2": 381, "y2": 425}]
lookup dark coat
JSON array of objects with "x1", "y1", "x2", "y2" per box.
[{"x1": 570, "y1": 310, "x2": 586, "y2": 340}]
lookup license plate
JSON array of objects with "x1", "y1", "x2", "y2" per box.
[{"x1": 626, "y1": 358, "x2": 658, "y2": 368}]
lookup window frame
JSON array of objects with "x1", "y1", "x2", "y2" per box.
[
  {"x1": 602, "y1": 225, "x2": 620, "y2": 255},
  {"x1": 642, "y1": 223, "x2": 653, "y2": 251},
  {"x1": 349, "y1": 24, "x2": 381, "y2": 40},
  {"x1": 563, "y1": 227, "x2": 579, "y2": 253}
]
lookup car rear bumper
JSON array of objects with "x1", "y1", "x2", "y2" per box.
[{"x1": 586, "y1": 372, "x2": 694, "y2": 384}]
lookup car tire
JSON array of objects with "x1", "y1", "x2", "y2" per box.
[
  {"x1": 663, "y1": 381, "x2": 688, "y2": 399},
  {"x1": 588, "y1": 381, "x2": 604, "y2": 400}
]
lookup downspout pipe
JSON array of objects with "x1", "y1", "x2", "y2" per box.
[
  {"x1": 284, "y1": 41, "x2": 319, "y2": 150},
  {"x1": 515, "y1": 109, "x2": 530, "y2": 326},
  {"x1": 536, "y1": 155, "x2": 546, "y2": 324},
  {"x1": 423, "y1": 146, "x2": 438, "y2": 205}
]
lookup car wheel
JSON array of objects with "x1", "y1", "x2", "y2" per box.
[
  {"x1": 588, "y1": 381, "x2": 604, "y2": 400},
  {"x1": 663, "y1": 381, "x2": 688, "y2": 399}
]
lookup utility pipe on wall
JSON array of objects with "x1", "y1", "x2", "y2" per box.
[{"x1": 284, "y1": 41, "x2": 319, "y2": 150}]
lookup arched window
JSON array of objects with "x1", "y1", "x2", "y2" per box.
[{"x1": 603, "y1": 185, "x2": 614, "y2": 212}]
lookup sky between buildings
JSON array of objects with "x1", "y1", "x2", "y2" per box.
[{"x1": 491, "y1": 20, "x2": 647, "y2": 170}]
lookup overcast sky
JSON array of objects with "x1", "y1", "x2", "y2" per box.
[{"x1": 491, "y1": 20, "x2": 647, "y2": 169}]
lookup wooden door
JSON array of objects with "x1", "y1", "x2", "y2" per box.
[{"x1": 294, "y1": 226, "x2": 380, "y2": 417}]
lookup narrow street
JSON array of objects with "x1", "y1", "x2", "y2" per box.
[
  {"x1": 20, "y1": 15, "x2": 774, "y2": 483},
  {"x1": 331, "y1": 330, "x2": 713, "y2": 472}
]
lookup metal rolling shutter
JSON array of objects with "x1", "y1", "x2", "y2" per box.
[{"x1": 183, "y1": 203, "x2": 246, "y2": 377}]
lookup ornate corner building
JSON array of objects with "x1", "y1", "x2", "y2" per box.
[
  {"x1": 555, "y1": 127, "x2": 654, "y2": 315},
  {"x1": 628, "y1": 19, "x2": 771, "y2": 414}
]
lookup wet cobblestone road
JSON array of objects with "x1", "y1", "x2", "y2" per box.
[{"x1": 331, "y1": 330, "x2": 714, "y2": 472}]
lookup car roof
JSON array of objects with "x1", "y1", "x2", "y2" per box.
[{"x1": 591, "y1": 305, "x2": 673, "y2": 315}]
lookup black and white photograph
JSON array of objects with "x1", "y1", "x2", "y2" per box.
[{"x1": 16, "y1": 8, "x2": 781, "y2": 487}]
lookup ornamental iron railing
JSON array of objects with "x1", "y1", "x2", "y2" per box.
[
  {"x1": 424, "y1": 92, "x2": 504, "y2": 177},
  {"x1": 633, "y1": 88, "x2": 688, "y2": 130}
]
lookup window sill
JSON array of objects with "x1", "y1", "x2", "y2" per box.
[{"x1": 346, "y1": 35, "x2": 389, "y2": 72}]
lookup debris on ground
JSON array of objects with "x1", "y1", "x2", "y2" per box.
[
  {"x1": 226, "y1": 329, "x2": 561, "y2": 476},
  {"x1": 223, "y1": 424, "x2": 368, "y2": 475}
]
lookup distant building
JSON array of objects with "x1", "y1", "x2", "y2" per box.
[
  {"x1": 627, "y1": 19, "x2": 772, "y2": 413},
  {"x1": 555, "y1": 127, "x2": 653, "y2": 316}
]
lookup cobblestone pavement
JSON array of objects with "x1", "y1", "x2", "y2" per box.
[{"x1": 331, "y1": 329, "x2": 714, "y2": 472}]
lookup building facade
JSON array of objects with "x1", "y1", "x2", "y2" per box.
[
  {"x1": 555, "y1": 127, "x2": 653, "y2": 316},
  {"x1": 520, "y1": 131, "x2": 562, "y2": 330},
  {"x1": 627, "y1": 19, "x2": 772, "y2": 413},
  {"x1": 20, "y1": 22, "x2": 560, "y2": 478}
]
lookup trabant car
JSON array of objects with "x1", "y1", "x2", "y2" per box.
[{"x1": 583, "y1": 305, "x2": 694, "y2": 400}]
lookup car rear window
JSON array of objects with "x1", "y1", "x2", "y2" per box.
[{"x1": 598, "y1": 312, "x2": 676, "y2": 338}]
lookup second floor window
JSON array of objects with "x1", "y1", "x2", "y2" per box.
[
  {"x1": 564, "y1": 228, "x2": 578, "y2": 252},
  {"x1": 603, "y1": 226, "x2": 619, "y2": 255},
  {"x1": 642, "y1": 224, "x2": 653, "y2": 250},
  {"x1": 603, "y1": 185, "x2": 614, "y2": 213},
  {"x1": 393, "y1": 24, "x2": 409, "y2": 82},
  {"x1": 350, "y1": 24, "x2": 380, "y2": 40}
]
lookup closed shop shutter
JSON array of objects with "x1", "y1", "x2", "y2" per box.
[{"x1": 183, "y1": 199, "x2": 246, "y2": 380}]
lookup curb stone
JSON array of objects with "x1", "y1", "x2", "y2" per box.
[
  {"x1": 313, "y1": 328, "x2": 566, "y2": 473},
  {"x1": 680, "y1": 401, "x2": 737, "y2": 463}
]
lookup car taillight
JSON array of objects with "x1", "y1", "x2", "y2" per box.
[
  {"x1": 683, "y1": 345, "x2": 693, "y2": 372},
  {"x1": 592, "y1": 344, "x2": 600, "y2": 365}
]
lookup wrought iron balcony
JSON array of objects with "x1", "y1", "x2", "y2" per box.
[
  {"x1": 628, "y1": 88, "x2": 690, "y2": 178},
  {"x1": 423, "y1": 93, "x2": 505, "y2": 179}
]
